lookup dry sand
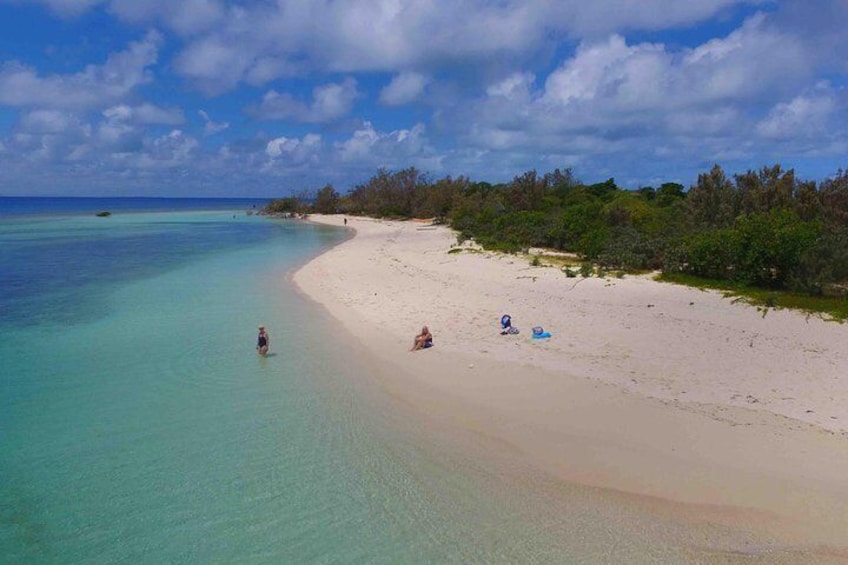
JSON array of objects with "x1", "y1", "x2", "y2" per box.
[{"x1": 293, "y1": 214, "x2": 848, "y2": 554}]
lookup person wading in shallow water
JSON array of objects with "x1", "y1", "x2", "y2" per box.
[{"x1": 256, "y1": 325, "x2": 270, "y2": 356}]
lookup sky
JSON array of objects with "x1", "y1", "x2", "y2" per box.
[{"x1": 0, "y1": 0, "x2": 846, "y2": 197}]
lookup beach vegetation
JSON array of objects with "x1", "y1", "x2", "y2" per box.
[
  {"x1": 313, "y1": 184, "x2": 340, "y2": 214},
  {"x1": 261, "y1": 196, "x2": 304, "y2": 217},
  {"x1": 273, "y1": 162, "x2": 848, "y2": 311},
  {"x1": 658, "y1": 272, "x2": 848, "y2": 322}
]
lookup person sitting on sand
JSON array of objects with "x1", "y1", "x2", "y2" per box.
[
  {"x1": 500, "y1": 314, "x2": 519, "y2": 335},
  {"x1": 410, "y1": 325, "x2": 433, "y2": 351},
  {"x1": 256, "y1": 325, "x2": 270, "y2": 356}
]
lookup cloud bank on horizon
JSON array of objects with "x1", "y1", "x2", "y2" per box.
[{"x1": 0, "y1": 0, "x2": 846, "y2": 196}]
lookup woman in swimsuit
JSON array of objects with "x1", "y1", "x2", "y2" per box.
[
  {"x1": 257, "y1": 325, "x2": 270, "y2": 356},
  {"x1": 410, "y1": 325, "x2": 433, "y2": 351}
]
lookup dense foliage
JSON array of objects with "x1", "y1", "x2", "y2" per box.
[{"x1": 266, "y1": 164, "x2": 848, "y2": 297}]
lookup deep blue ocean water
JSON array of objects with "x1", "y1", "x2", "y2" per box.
[{"x1": 0, "y1": 198, "x2": 710, "y2": 563}]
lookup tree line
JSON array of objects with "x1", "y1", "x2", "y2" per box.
[{"x1": 263, "y1": 164, "x2": 848, "y2": 297}]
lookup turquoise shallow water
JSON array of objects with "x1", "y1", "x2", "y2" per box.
[{"x1": 1, "y1": 200, "x2": 766, "y2": 563}]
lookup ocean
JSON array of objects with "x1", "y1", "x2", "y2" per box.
[{"x1": 0, "y1": 197, "x2": 744, "y2": 563}]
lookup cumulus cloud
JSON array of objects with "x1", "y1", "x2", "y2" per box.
[
  {"x1": 379, "y1": 72, "x2": 430, "y2": 106},
  {"x1": 335, "y1": 121, "x2": 438, "y2": 169},
  {"x1": 4, "y1": 101, "x2": 191, "y2": 167},
  {"x1": 542, "y1": 0, "x2": 758, "y2": 36},
  {"x1": 172, "y1": 35, "x2": 262, "y2": 94},
  {"x1": 254, "y1": 78, "x2": 358, "y2": 123},
  {"x1": 756, "y1": 83, "x2": 843, "y2": 141},
  {"x1": 265, "y1": 133, "x2": 322, "y2": 162},
  {"x1": 104, "y1": 104, "x2": 185, "y2": 125},
  {"x1": 107, "y1": 129, "x2": 199, "y2": 169},
  {"x1": 0, "y1": 31, "x2": 161, "y2": 110},
  {"x1": 486, "y1": 72, "x2": 535, "y2": 100},
  {"x1": 29, "y1": 0, "x2": 751, "y2": 93},
  {"x1": 149, "y1": 129, "x2": 198, "y2": 161},
  {"x1": 18, "y1": 110, "x2": 84, "y2": 134},
  {"x1": 3, "y1": 0, "x2": 848, "y2": 193},
  {"x1": 108, "y1": 0, "x2": 226, "y2": 36},
  {"x1": 460, "y1": 13, "x2": 813, "y2": 153},
  {"x1": 9, "y1": 109, "x2": 91, "y2": 162}
]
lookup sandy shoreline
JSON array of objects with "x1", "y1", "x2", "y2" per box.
[{"x1": 293, "y1": 214, "x2": 848, "y2": 553}]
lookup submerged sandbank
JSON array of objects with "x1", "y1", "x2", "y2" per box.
[{"x1": 293, "y1": 214, "x2": 848, "y2": 555}]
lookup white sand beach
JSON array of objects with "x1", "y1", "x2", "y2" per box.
[{"x1": 293, "y1": 215, "x2": 848, "y2": 554}]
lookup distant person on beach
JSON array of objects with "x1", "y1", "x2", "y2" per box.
[
  {"x1": 344, "y1": 217, "x2": 348, "y2": 225},
  {"x1": 410, "y1": 325, "x2": 433, "y2": 351},
  {"x1": 256, "y1": 325, "x2": 270, "y2": 356}
]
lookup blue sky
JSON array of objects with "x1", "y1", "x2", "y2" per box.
[{"x1": 0, "y1": 0, "x2": 846, "y2": 197}]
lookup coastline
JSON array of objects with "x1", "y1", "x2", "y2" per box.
[{"x1": 292, "y1": 214, "x2": 848, "y2": 553}]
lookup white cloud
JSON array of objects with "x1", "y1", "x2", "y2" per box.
[
  {"x1": 198, "y1": 109, "x2": 229, "y2": 136},
  {"x1": 263, "y1": 133, "x2": 323, "y2": 172},
  {"x1": 19, "y1": 110, "x2": 83, "y2": 134},
  {"x1": 108, "y1": 129, "x2": 199, "y2": 169},
  {"x1": 150, "y1": 129, "x2": 198, "y2": 161},
  {"x1": 9, "y1": 110, "x2": 91, "y2": 162},
  {"x1": 379, "y1": 72, "x2": 429, "y2": 106},
  {"x1": 3, "y1": 0, "x2": 848, "y2": 194},
  {"x1": 0, "y1": 31, "x2": 161, "y2": 110},
  {"x1": 104, "y1": 104, "x2": 185, "y2": 125},
  {"x1": 64, "y1": 0, "x2": 757, "y2": 93},
  {"x1": 94, "y1": 104, "x2": 184, "y2": 152},
  {"x1": 756, "y1": 84, "x2": 841, "y2": 141},
  {"x1": 486, "y1": 72, "x2": 535, "y2": 100},
  {"x1": 461, "y1": 14, "x2": 813, "y2": 153},
  {"x1": 108, "y1": 0, "x2": 226, "y2": 35},
  {"x1": 255, "y1": 78, "x2": 358, "y2": 123},
  {"x1": 334, "y1": 121, "x2": 437, "y2": 169},
  {"x1": 541, "y1": 36, "x2": 668, "y2": 108},
  {"x1": 265, "y1": 133, "x2": 322, "y2": 159},
  {"x1": 96, "y1": 118, "x2": 138, "y2": 150},
  {"x1": 543, "y1": 0, "x2": 759, "y2": 36},
  {"x1": 172, "y1": 36, "x2": 252, "y2": 94}
]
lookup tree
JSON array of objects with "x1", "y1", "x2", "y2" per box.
[
  {"x1": 655, "y1": 183, "x2": 685, "y2": 207},
  {"x1": 819, "y1": 169, "x2": 848, "y2": 228},
  {"x1": 313, "y1": 184, "x2": 339, "y2": 214},
  {"x1": 262, "y1": 197, "x2": 303, "y2": 216},
  {"x1": 504, "y1": 170, "x2": 547, "y2": 211},
  {"x1": 735, "y1": 164, "x2": 795, "y2": 215},
  {"x1": 686, "y1": 164, "x2": 738, "y2": 229}
]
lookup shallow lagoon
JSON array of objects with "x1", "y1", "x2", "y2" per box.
[{"x1": 1, "y1": 201, "x2": 761, "y2": 563}]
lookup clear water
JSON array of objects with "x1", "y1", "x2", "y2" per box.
[{"x1": 0, "y1": 199, "x2": 755, "y2": 563}]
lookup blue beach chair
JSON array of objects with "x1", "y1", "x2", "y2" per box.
[{"x1": 531, "y1": 326, "x2": 552, "y2": 339}]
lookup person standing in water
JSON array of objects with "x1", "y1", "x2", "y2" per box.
[{"x1": 256, "y1": 325, "x2": 270, "y2": 356}]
